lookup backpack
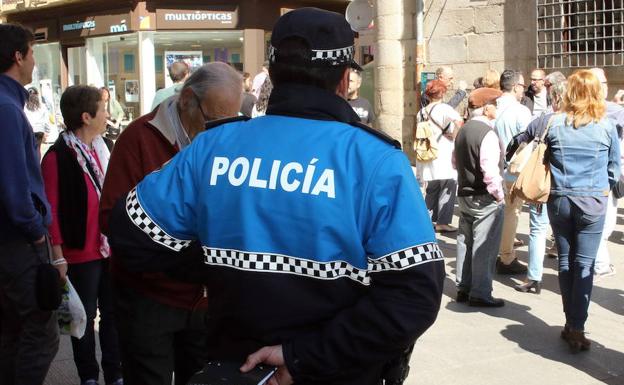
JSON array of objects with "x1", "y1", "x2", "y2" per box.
[{"x1": 413, "y1": 104, "x2": 449, "y2": 162}]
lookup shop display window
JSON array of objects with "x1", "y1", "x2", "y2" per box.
[
  {"x1": 153, "y1": 30, "x2": 243, "y2": 91},
  {"x1": 87, "y1": 33, "x2": 140, "y2": 120},
  {"x1": 30, "y1": 42, "x2": 62, "y2": 136}
]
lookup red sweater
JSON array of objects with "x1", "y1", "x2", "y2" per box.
[
  {"x1": 100, "y1": 108, "x2": 203, "y2": 310},
  {"x1": 42, "y1": 149, "x2": 104, "y2": 264}
]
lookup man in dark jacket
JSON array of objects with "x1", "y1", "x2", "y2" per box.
[
  {"x1": 0, "y1": 24, "x2": 60, "y2": 385},
  {"x1": 108, "y1": 8, "x2": 444, "y2": 385}
]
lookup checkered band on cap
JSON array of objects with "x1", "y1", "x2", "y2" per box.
[
  {"x1": 125, "y1": 187, "x2": 192, "y2": 252},
  {"x1": 268, "y1": 44, "x2": 355, "y2": 67},
  {"x1": 202, "y1": 242, "x2": 443, "y2": 286}
]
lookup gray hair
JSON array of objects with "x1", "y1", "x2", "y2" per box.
[
  {"x1": 549, "y1": 80, "x2": 567, "y2": 110},
  {"x1": 545, "y1": 71, "x2": 566, "y2": 87},
  {"x1": 182, "y1": 62, "x2": 242, "y2": 103},
  {"x1": 436, "y1": 66, "x2": 452, "y2": 78}
]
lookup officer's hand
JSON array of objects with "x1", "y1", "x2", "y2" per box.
[{"x1": 241, "y1": 345, "x2": 293, "y2": 385}]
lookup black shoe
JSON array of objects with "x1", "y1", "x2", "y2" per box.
[
  {"x1": 456, "y1": 291, "x2": 469, "y2": 303},
  {"x1": 496, "y1": 258, "x2": 527, "y2": 275},
  {"x1": 514, "y1": 280, "x2": 541, "y2": 294},
  {"x1": 468, "y1": 296, "x2": 505, "y2": 307}
]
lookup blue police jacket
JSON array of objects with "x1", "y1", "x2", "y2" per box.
[{"x1": 108, "y1": 83, "x2": 445, "y2": 385}]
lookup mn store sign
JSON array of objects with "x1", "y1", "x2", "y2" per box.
[
  {"x1": 60, "y1": 12, "x2": 133, "y2": 38},
  {"x1": 156, "y1": 8, "x2": 238, "y2": 29}
]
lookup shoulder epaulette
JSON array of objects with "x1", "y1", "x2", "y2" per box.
[
  {"x1": 349, "y1": 121, "x2": 402, "y2": 149},
  {"x1": 203, "y1": 115, "x2": 251, "y2": 131}
]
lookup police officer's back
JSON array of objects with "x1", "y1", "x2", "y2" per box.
[{"x1": 108, "y1": 8, "x2": 445, "y2": 385}]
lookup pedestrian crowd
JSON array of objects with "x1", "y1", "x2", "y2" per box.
[
  {"x1": 416, "y1": 63, "x2": 623, "y2": 352},
  {"x1": 0, "y1": 7, "x2": 621, "y2": 385}
]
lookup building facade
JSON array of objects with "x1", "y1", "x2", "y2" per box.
[
  {"x1": 372, "y1": 0, "x2": 624, "y2": 160},
  {"x1": 1, "y1": 0, "x2": 348, "y2": 117}
]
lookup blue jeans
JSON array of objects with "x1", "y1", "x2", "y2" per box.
[
  {"x1": 548, "y1": 196, "x2": 605, "y2": 331},
  {"x1": 528, "y1": 204, "x2": 549, "y2": 281}
]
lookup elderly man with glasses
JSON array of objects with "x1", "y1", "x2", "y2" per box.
[{"x1": 99, "y1": 62, "x2": 243, "y2": 385}]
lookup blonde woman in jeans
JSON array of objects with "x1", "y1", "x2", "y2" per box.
[{"x1": 545, "y1": 70, "x2": 620, "y2": 352}]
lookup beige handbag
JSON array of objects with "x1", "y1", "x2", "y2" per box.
[{"x1": 510, "y1": 115, "x2": 555, "y2": 204}]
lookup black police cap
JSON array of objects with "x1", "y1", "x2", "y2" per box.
[{"x1": 269, "y1": 7, "x2": 363, "y2": 71}]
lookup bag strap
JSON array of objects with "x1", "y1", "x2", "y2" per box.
[
  {"x1": 426, "y1": 103, "x2": 451, "y2": 134},
  {"x1": 539, "y1": 114, "x2": 557, "y2": 143}
]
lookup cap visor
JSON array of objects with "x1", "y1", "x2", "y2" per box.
[{"x1": 351, "y1": 60, "x2": 363, "y2": 72}]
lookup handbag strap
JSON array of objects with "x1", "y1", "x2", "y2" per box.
[{"x1": 539, "y1": 114, "x2": 557, "y2": 143}]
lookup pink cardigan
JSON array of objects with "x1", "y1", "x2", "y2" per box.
[{"x1": 41, "y1": 149, "x2": 104, "y2": 265}]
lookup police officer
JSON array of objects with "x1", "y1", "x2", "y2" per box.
[{"x1": 108, "y1": 8, "x2": 444, "y2": 385}]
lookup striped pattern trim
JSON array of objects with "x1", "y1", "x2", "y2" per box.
[
  {"x1": 202, "y1": 243, "x2": 443, "y2": 286},
  {"x1": 268, "y1": 44, "x2": 355, "y2": 66},
  {"x1": 125, "y1": 187, "x2": 192, "y2": 252}
]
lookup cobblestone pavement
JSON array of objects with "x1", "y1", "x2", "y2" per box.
[{"x1": 46, "y1": 204, "x2": 624, "y2": 385}]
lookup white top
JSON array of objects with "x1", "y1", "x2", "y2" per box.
[
  {"x1": 495, "y1": 94, "x2": 532, "y2": 148},
  {"x1": 24, "y1": 106, "x2": 50, "y2": 134},
  {"x1": 416, "y1": 102, "x2": 461, "y2": 181},
  {"x1": 532, "y1": 88, "x2": 549, "y2": 118}
]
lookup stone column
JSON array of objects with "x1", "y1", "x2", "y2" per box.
[
  {"x1": 374, "y1": 0, "x2": 418, "y2": 160},
  {"x1": 243, "y1": 29, "x2": 266, "y2": 77},
  {"x1": 138, "y1": 31, "x2": 156, "y2": 116}
]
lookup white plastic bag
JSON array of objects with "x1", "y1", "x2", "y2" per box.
[{"x1": 57, "y1": 278, "x2": 87, "y2": 338}]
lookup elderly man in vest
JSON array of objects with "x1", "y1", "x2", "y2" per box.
[{"x1": 454, "y1": 87, "x2": 506, "y2": 308}]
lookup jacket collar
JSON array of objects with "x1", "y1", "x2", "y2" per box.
[
  {"x1": 0, "y1": 74, "x2": 28, "y2": 107},
  {"x1": 147, "y1": 95, "x2": 179, "y2": 145},
  {"x1": 266, "y1": 83, "x2": 360, "y2": 123}
]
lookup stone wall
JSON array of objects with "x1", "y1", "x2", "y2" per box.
[{"x1": 423, "y1": 0, "x2": 537, "y2": 88}]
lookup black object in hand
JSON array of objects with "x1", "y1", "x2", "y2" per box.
[{"x1": 187, "y1": 361, "x2": 276, "y2": 385}]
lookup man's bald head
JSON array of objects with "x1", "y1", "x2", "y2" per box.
[
  {"x1": 530, "y1": 69, "x2": 546, "y2": 93},
  {"x1": 169, "y1": 61, "x2": 190, "y2": 83}
]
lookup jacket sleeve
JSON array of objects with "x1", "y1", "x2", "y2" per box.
[
  {"x1": 283, "y1": 152, "x2": 445, "y2": 383},
  {"x1": 0, "y1": 105, "x2": 47, "y2": 241},
  {"x1": 607, "y1": 124, "x2": 621, "y2": 189},
  {"x1": 41, "y1": 152, "x2": 63, "y2": 246},
  {"x1": 447, "y1": 89, "x2": 466, "y2": 108},
  {"x1": 107, "y1": 143, "x2": 199, "y2": 272},
  {"x1": 100, "y1": 127, "x2": 147, "y2": 235}
]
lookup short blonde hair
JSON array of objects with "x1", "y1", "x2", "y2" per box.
[
  {"x1": 483, "y1": 69, "x2": 500, "y2": 90},
  {"x1": 563, "y1": 69, "x2": 606, "y2": 128}
]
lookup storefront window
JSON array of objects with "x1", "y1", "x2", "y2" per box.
[
  {"x1": 153, "y1": 30, "x2": 243, "y2": 91},
  {"x1": 30, "y1": 42, "x2": 62, "y2": 136},
  {"x1": 87, "y1": 33, "x2": 140, "y2": 121}
]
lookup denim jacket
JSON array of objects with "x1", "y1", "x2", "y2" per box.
[{"x1": 546, "y1": 113, "x2": 621, "y2": 197}]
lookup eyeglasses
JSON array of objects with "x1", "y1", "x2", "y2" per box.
[{"x1": 193, "y1": 92, "x2": 210, "y2": 122}]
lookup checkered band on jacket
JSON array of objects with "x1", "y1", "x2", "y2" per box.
[
  {"x1": 202, "y1": 243, "x2": 443, "y2": 286},
  {"x1": 125, "y1": 187, "x2": 192, "y2": 252}
]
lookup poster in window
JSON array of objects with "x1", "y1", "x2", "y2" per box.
[
  {"x1": 163, "y1": 51, "x2": 203, "y2": 88},
  {"x1": 125, "y1": 80, "x2": 139, "y2": 103}
]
